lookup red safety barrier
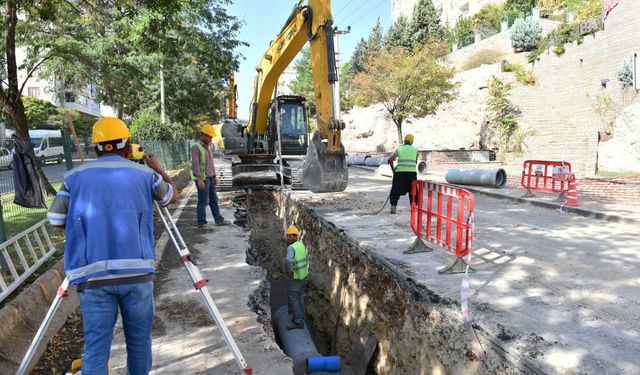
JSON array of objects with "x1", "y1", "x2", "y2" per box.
[
  {"x1": 521, "y1": 160, "x2": 572, "y2": 198},
  {"x1": 410, "y1": 180, "x2": 474, "y2": 260}
]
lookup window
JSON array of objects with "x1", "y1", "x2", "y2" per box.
[
  {"x1": 64, "y1": 92, "x2": 75, "y2": 102},
  {"x1": 49, "y1": 137, "x2": 64, "y2": 147},
  {"x1": 27, "y1": 87, "x2": 40, "y2": 97}
]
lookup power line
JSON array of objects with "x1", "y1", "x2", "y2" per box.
[
  {"x1": 336, "y1": 0, "x2": 369, "y2": 26},
  {"x1": 334, "y1": 0, "x2": 355, "y2": 18},
  {"x1": 345, "y1": 0, "x2": 387, "y2": 29}
]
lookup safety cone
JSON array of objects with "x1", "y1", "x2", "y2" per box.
[{"x1": 564, "y1": 174, "x2": 579, "y2": 206}]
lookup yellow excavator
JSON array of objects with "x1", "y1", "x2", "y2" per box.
[{"x1": 224, "y1": 0, "x2": 348, "y2": 193}]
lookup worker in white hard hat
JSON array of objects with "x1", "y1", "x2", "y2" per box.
[
  {"x1": 284, "y1": 225, "x2": 308, "y2": 330},
  {"x1": 387, "y1": 133, "x2": 418, "y2": 214},
  {"x1": 191, "y1": 124, "x2": 230, "y2": 228},
  {"x1": 47, "y1": 117, "x2": 178, "y2": 373}
]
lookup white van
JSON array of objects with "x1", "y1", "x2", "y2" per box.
[{"x1": 29, "y1": 129, "x2": 65, "y2": 165}]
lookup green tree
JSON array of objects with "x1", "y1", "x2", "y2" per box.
[
  {"x1": 485, "y1": 76, "x2": 518, "y2": 157},
  {"x1": 407, "y1": 0, "x2": 445, "y2": 48},
  {"x1": 289, "y1": 48, "x2": 314, "y2": 106},
  {"x1": 130, "y1": 106, "x2": 178, "y2": 141},
  {"x1": 445, "y1": 16, "x2": 475, "y2": 48},
  {"x1": 351, "y1": 44, "x2": 456, "y2": 144},
  {"x1": 347, "y1": 38, "x2": 369, "y2": 77},
  {"x1": 367, "y1": 18, "x2": 384, "y2": 54},
  {"x1": 506, "y1": 0, "x2": 533, "y2": 16},
  {"x1": 384, "y1": 16, "x2": 412, "y2": 49},
  {"x1": 472, "y1": 4, "x2": 505, "y2": 38}
]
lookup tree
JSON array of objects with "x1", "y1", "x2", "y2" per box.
[
  {"x1": 289, "y1": 48, "x2": 314, "y2": 106},
  {"x1": 367, "y1": 18, "x2": 384, "y2": 55},
  {"x1": 351, "y1": 44, "x2": 456, "y2": 144},
  {"x1": 384, "y1": 16, "x2": 413, "y2": 50},
  {"x1": 445, "y1": 16, "x2": 475, "y2": 48},
  {"x1": 407, "y1": 0, "x2": 445, "y2": 48},
  {"x1": 130, "y1": 106, "x2": 179, "y2": 141}
]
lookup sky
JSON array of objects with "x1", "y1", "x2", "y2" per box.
[{"x1": 227, "y1": 0, "x2": 392, "y2": 119}]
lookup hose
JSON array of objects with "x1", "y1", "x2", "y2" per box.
[{"x1": 364, "y1": 193, "x2": 390, "y2": 215}]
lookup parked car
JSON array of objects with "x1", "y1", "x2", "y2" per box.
[
  {"x1": 0, "y1": 147, "x2": 12, "y2": 170},
  {"x1": 29, "y1": 129, "x2": 64, "y2": 165}
]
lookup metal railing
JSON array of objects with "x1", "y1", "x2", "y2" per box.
[{"x1": 0, "y1": 219, "x2": 57, "y2": 303}]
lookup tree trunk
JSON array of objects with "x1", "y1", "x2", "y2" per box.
[
  {"x1": 394, "y1": 117, "x2": 404, "y2": 145},
  {"x1": 2, "y1": 0, "x2": 57, "y2": 196}
]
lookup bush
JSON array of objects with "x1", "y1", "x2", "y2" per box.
[
  {"x1": 130, "y1": 107, "x2": 182, "y2": 141},
  {"x1": 506, "y1": 0, "x2": 533, "y2": 16},
  {"x1": 503, "y1": 62, "x2": 537, "y2": 85},
  {"x1": 461, "y1": 49, "x2": 504, "y2": 70},
  {"x1": 510, "y1": 16, "x2": 542, "y2": 51},
  {"x1": 472, "y1": 4, "x2": 505, "y2": 38},
  {"x1": 445, "y1": 16, "x2": 475, "y2": 49},
  {"x1": 618, "y1": 60, "x2": 634, "y2": 88}
]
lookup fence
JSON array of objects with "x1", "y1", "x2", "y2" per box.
[
  {"x1": 138, "y1": 140, "x2": 196, "y2": 171},
  {"x1": 410, "y1": 180, "x2": 475, "y2": 274},
  {"x1": 521, "y1": 160, "x2": 572, "y2": 198}
]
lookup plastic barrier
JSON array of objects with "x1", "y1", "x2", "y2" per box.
[
  {"x1": 409, "y1": 180, "x2": 475, "y2": 274},
  {"x1": 521, "y1": 160, "x2": 572, "y2": 198}
]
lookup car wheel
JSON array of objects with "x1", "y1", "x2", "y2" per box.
[{"x1": 57, "y1": 154, "x2": 63, "y2": 164}]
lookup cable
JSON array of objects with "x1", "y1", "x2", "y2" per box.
[
  {"x1": 336, "y1": 0, "x2": 369, "y2": 26},
  {"x1": 345, "y1": 0, "x2": 387, "y2": 28},
  {"x1": 364, "y1": 193, "x2": 390, "y2": 215},
  {"x1": 334, "y1": 0, "x2": 355, "y2": 17}
]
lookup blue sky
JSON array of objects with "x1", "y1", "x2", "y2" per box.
[{"x1": 227, "y1": 0, "x2": 391, "y2": 119}]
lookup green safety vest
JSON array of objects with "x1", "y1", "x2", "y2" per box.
[
  {"x1": 290, "y1": 241, "x2": 309, "y2": 280},
  {"x1": 190, "y1": 142, "x2": 209, "y2": 180},
  {"x1": 395, "y1": 144, "x2": 418, "y2": 172}
]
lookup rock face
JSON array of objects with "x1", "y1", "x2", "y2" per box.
[
  {"x1": 341, "y1": 64, "x2": 504, "y2": 153},
  {"x1": 598, "y1": 102, "x2": 640, "y2": 172}
]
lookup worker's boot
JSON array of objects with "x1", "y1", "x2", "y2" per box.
[{"x1": 390, "y1": 206, "x2": 396, "y2": 214}]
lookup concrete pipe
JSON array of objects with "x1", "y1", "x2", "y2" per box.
[
  {"x1": 274, "y1": 305, "x2": 321, "y2": 374},
  {"x1": 364, "y1": 156, "x2": 388, "y2": 167},
  {"x1": 444, "y1": 168, "x2": 507, "y2": 188},
  {"x1": 346, "y1": 155, "x2": 369, "y2": 166}
]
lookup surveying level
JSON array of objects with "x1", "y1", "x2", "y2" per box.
[{"x1": 17, "y1": 153, "x2": 253, "y2": 375}]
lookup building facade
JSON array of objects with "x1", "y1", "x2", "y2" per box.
[{"x1": 392, "y1": 0, "x2": 507, "y2": 28}]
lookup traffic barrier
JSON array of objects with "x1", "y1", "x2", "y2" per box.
[
  {"x1": 564, "y1": 174, "x2": 579, "y2": 206},
  {"x1": 521, "y1": 160, "x2": 572, "y2": 200},
  {"x1": 408, "y1": 180, "x2": 475, "y2": 274}
]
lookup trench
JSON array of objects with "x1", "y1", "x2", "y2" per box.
[{"x1": 244, "y1": 190, "x2": 489, "y2": 375}]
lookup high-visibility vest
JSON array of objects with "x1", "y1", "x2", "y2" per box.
[
  {"x1": 290, "y1": 241, "x2": 309, "y2": 280},
  {"x1": 395, "y1": 144, "x2": 418, "y2": 172},
  {"x1": 190, "y1": 142, "x2": 209, "y2": 179}
]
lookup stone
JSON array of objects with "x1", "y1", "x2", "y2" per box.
[{"x1": 597, "y1": 102, "x2": 640, "y2": 172}]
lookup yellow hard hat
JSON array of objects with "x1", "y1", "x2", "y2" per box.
[
  {"x1": 286, "y1": 225, "x2": 299, "y2": 235},
  {"x1": 201, "y1": 124, "x2": 215, "y2": 137},
  {"x1": 129, "y1": 144, "x2": 145, "y2": 161},
  {"x1": 92, "y1": 117, "x2": 131, "y2": 144},
  {"x1": 404, "y1": 134, "x2": 414, "y2": 143}
]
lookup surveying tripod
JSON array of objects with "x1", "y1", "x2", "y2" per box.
[{"x1": 17, "y1": 200, "x2": 253, "y2": 375}]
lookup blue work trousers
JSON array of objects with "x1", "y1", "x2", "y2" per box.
[
  {"x1": 196, "y1": 177, "x2": 223, "y2": 225},
  {"x1": 287, "y1": 278, "x2": 307, "y2": 325},
  {"x1": 78, "y1": 281, "x2": 154, "y2": 375}
]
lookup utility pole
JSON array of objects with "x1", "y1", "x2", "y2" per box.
[
  {"x1": 333, "y1": 26, "x2": 350, "y2": 114},
  {"x1": 160, "y1": 63, "x2": 166, "y2": 124}
]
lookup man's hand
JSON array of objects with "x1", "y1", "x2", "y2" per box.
[
  {"x1": 213, "y1": 175, "x2": 218, "y2": 184},
  {"x1": 197, "y1": 179, "x2": 205, "y2": 190},
  {"x1": 144, "y1": 154, "x2": 162, "y2": 173}
]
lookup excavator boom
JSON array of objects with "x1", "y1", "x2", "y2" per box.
[{"x1": 241, "y1": 0, "x2": 348, "y2": 193}]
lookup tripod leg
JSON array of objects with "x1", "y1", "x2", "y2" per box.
[{"x1": 17, "y1": 277, "x2": 70, "y2": 375}]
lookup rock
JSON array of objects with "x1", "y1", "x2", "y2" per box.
[{"x1": 598, "y1": 102, "x2": 640, "y2": 172}]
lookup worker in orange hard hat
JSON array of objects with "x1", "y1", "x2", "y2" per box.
[
  {"x1": 191, "y1": 124, "x2": 230, "y2": 228},
  {"x1": 284, "y1": 225, "x2": 308, "y2": 330},
  {"x1": 47, "y1": 117, "x2": 178, "y2": 373},
  {"x1": 387, "y1": 133, "x2": 418, "y2": 214}
]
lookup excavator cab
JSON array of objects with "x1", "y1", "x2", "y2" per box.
[{"x1": 268, "y1": 96, "x2": 309, "y2": 155}]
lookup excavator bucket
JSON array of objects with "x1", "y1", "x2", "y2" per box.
[{"x1": 301, "y1": 132, "x2": 348, "y2": 193}]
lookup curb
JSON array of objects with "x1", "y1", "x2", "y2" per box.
[{"x1": 459, "y1": 185, "x2": 639, "y2": 225}]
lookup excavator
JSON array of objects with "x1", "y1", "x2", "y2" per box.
[{"x1": 222, "y1": 0, "x2": 348, "y2": 193}]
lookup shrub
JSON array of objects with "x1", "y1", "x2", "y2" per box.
[
  {"x1": 445, "y1": 16, "x2": 475, "y2": 49},
  {"x1": 472, "y1": 4, "x2": 505, "y2": 38},
  {"x1": 506, "y1": 0, "x2": 533, "y2": 16},
  {"x1": 130, "y1": 107, "x2": 181, "y2": 141},
  {"x1": 486, "y1": 76, "x2": 519, "y2": 159},
  {"x1": 503, "y1": 62, "x2": 537, "y2": 85},
  {"x1": 510, "y1": 17, "x2": 542, "y2": 51},
  {"x1": 461, "y1": 49, "x2": 504, "y2": 70},
  {"x1": 618, "y1": 60, "x2": 634, "y2": 89}
]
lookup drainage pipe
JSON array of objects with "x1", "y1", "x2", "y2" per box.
[
  {"x1": 444, "y1": 168, "x2": 507, "y2": 188},
  {"x1": 364, "y1": 156, "x2": 388, "y2": 167},
  {"x1": 274, "y1": 305, "x2": 326, "y2": 374},
  {"x1": 346, "y1": 155, "x2": 369, "y2": 165}
]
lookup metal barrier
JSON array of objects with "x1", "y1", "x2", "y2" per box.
[
  {"x1": 409, "y1": 180, "x2": 475, "y2": 274},
  {"x1": 521, "y1": 160, "x2": 572, "y2": 198},
  {"x1": 0, "y1": 219, "x2": 57, "y2": 303}
]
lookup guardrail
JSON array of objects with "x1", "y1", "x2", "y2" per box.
[
  {"x1": 0, "y1": 219, "x2": 57, "y2": 303},
  {"x1": 521, "y1": 160, "x2": 572, "y2": 199}
]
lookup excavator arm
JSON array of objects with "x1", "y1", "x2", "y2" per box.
[{"x1": 246, "y1": 0, "x2": 347, "y2": 192}]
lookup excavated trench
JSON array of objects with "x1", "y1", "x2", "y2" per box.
[{"x1": 245, "y1": 190, "x2": 490, "y2": 375}]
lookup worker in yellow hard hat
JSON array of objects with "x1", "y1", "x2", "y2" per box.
[
  {"x1": 284, "y1": 224, "x2": 308, "y2": 330},
  {"x1": 387, "y1": 133, "x2": 418, "y2": 214},
  {"x1": 191, "y1": 123, "x2": 230, "y2": 228},
  {"x1": 46, "y1": 117, "x2": 178, "y2": 373}
]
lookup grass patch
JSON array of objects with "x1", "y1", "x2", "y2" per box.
[
  {"x1": 596, "y1": 170, "x2": 639, "y2": 178},
  {"x1": 461, "y1": 49, "x2": 504, "y2": 71},
  {"x1": 2, "y1": 182, "x2": 62, "y2": 238},
  {"x1": 503, "y1": 62, "x2": 537, "y2": 85}
]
